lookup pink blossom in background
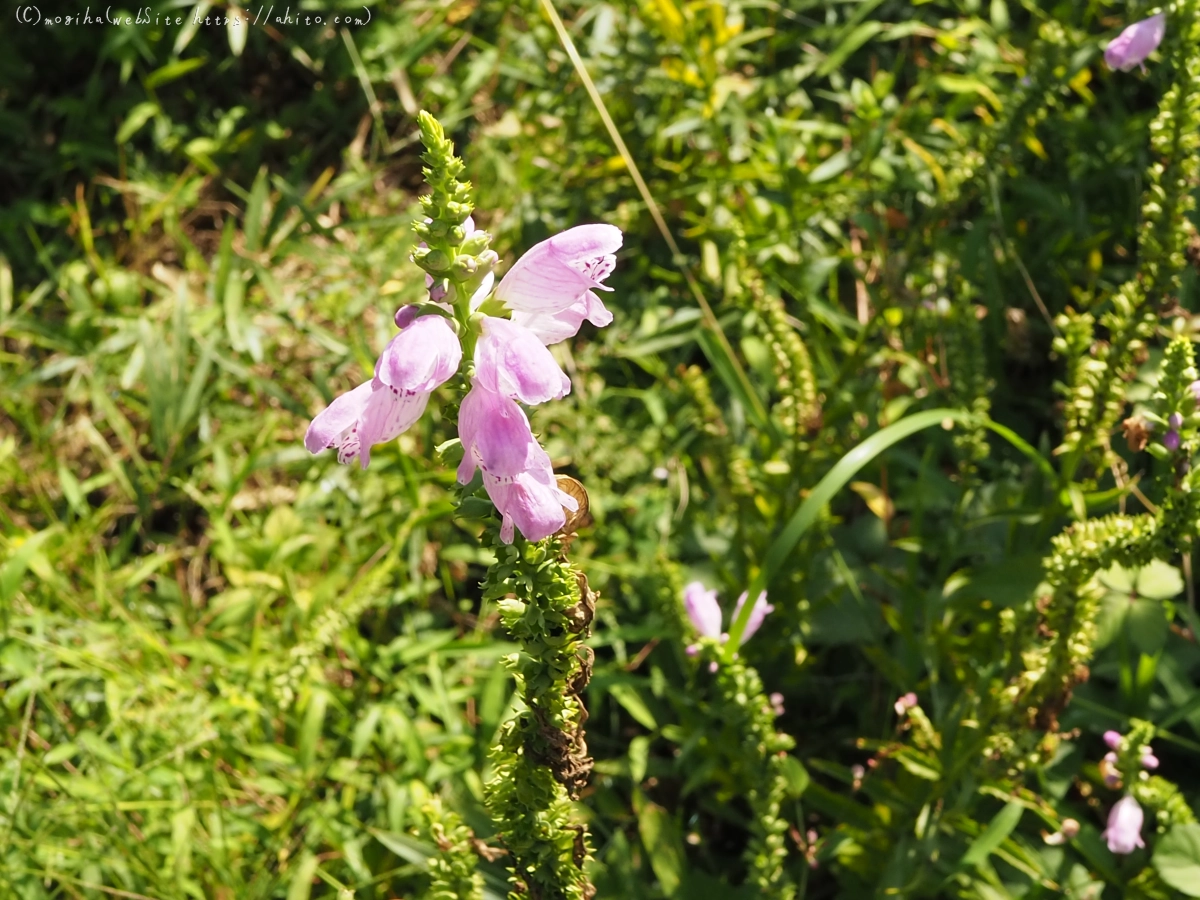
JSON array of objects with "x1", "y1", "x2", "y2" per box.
[
  {"x1": 304, "y1": 315, "x2": 461, "y2": 469},
  {"x1": 1103, "y1": 730, "x2": 1122, "y2": 750},
  {"x1": 733, "y1": 590, "x2": 775, "y2": 643},
  {"x1": 683, "y1": 582, "x2": 723, "y2": 640},
  {"x1": 497, "y1": 224, "x2": 622, "y2": 344},
  {"x1": 894, "y1": 692, "x2": 918, "y2": 716},
  {"x1": 1105, "y1": 14, "x2": 1165, "y2": 72},
  {"x1": 680, "y1": 582, "x2": 773, "y2": 649},
  {"x1": 1102, "y1": 795, "x2": 1145, "y2": 855}
]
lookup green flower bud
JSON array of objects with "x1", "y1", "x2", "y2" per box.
[
  {"x1": 414, "y1": 247, "x2": 450, "y2": 274},
  {"x1": 460, "y1": 231, "x2": 492, "y2": 257}
]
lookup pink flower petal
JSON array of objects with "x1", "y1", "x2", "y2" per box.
[
  {"x1": 376, "y1": 315, "x2": 462, "y2": 393},
  {"x1": 457, "y1": 383, "x2": 543, "y2": 482},
  {"x1": 306, "y1": 378, "x2": 430, "y2": 470},
  {"x1": 682, "y1": 581, "x2": 723, "y2": 639},
  {"x1": 305, "y1": 380, "x2": 374, "y2": 454},
  {"x1": 353, "y1": 381, "x2": 431, "y2": 469},
  {"x1": 1105, "y1": 14, "x2": 1165, "y2": 72},
  {"x1": 495, "y1": 224, "x2": 623, "y2": 314},
  {"x1": 511, "y1": 290, "x2": 614, "y2": 345},
  {"x1": 733, "y1": 590, "x2": 774, "y2": 644},
  {"x1": 1102, "y1": 795, "x2": 1145, "y2": 855},
  {"x1": 476, "y1": 316, "x2": 571, "y2": 404},
  {"x1": 484, "y1": 464, "x2": 574, "y2": 543}
]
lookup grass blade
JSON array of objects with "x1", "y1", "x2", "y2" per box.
[
  {"x1": 724, "y1": 408, "x2": 971, "y2": 653},
  {"x1": 539, "y1": 0, "x2": 776, "y2": 438}
]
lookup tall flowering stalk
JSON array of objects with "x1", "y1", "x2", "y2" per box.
[
  {"x1": 483, "y1": 532, "x2": 597, "y2": 899},
  {"x1": 302, "y1": 111, "x2": 618, "y2": 897},
  {"x1": 681, "y1": 580, "x2": 796, "y2": 897},
  {"x1": 1055, "y1": 1, "x2": 1200, "y2": 482}
]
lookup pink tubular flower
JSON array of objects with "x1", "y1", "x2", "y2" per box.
[
  {"x1": 496, "y1": 224, "x2": 622, "y2": 345},
  {"x1": 456, "y1": 382, "x2": 577, "y2": 543},
  {"x1": 733, "y1": 591, "x2": 775, "y2": 643},
  {"x1": 1105, "y1": 14, "x2": 1166, "y2": 72},
  {"x1": 680, "y1": 582, "x2": 772, "y2": 649},
  {"x1": 1104, "y1": 730, "x2": 1122, "y2": 751},
  {"x1": 475, "y1": 316, "x2": 571, "y2": 404},
  {"x1": 305, "y1": 315, "x2": 461, "y2": 469},
  {"x1": 1103, "y1": 795, "x2": 1145, "y2": 855},
  {"x1": 683, "y1": 582, "x2": 723, "y2": 640},
  {"x1": 894, "y1": 692, "x2": 918, "y2": 716}
]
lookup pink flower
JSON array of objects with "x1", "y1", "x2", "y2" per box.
[
  {"x1": 496, "y1": 224, "x2": 622, "y2": 344},
  {"x1": 456, "y1": 382, "x2": 577, "y2": 542},
  {"x1": 770, "y1": 692, "x2": 786, "y2": 717},
  {"x1": 305, "y1": 315, "x2": 461, "y2": 469},
  {"x1": 1104, "y1": 730, "x2": 1122, "y2": 750},
  {"x1": 683, "y1": 582, "x2": 722, "y2": 640},
  {"x1": 1102, "y1": 795, "x2": 1145, "y2": 855},
  {"x1": 894, "y1": 692, "x2": 918, "y2": 716},
  {"x1": 680, "y1": 582, "x2": 772, "y2": 648},
  {"x1": 1141, "y1": 752, "x2": 1159, "y2": 771},
  {"x1": 733, "y1": 591, "x2": 774, "y2": 643},
  {"x1": 1105, "y1": 14, "x2": 1165, "y2": 72},
  {"x1": 475, "y1": 316, "x2": 571, "y2": 404}
]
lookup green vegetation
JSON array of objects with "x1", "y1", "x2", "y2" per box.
[{"x1": 5, "y1": 1, "x2": 1200, "y2": 897}]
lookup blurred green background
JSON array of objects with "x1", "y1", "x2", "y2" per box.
[{"x1": 4, "y1": 1, "x2": 1200, "y2": 898}]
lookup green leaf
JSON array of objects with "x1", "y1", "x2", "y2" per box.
[
  {"x1": 1, "y1": 528, "x2": 57, "y2": 604},
  {"x1": 779, "y1": 756, "x2": 810, "y2": 798},
  {"x1": 809, "y1": 150, "x2": 852, "y2": 184},
  {"x1": 117, "y1": 101, "x2": 160, "y2": 143},
  {"x1": 244, "y1": 166, "x2": 271, "y2": 254},
  {"x1": 298, "y1": 690, "x2": 328, "y2": 769},
  {"x1": 1153, "y1": 823, "x2": 1200, "y2": 897},
  {"x1": 43, "y1": 743, "x2": 78, "y2": 766},
  {"x1": 894, "y1": 748, "x2": 940, "y2": 781},
  {"x1": 726, "y1": 408, "x2": 970, "y2": 651},
  {"x1": 696, "y1": 327, "x2": 774, "y2": 436},
  {"x1": 629, "y1": 735, "x2": 651, "y2": 784},
  {"x1": 145, "y1": 57, "x2": 207, "y2": 90},
  {"x1": 608, "y1": 683, "x2": 658, "y2": 731},
  {"x1": 351, "y1": 705, "x2": 382, "y2": 759},
  {"x1": 1094, "y1": 592, "x2": 1130, "y2": 650},
  {"x1": 1128, "y1": 598, "x2": 1169, "y2": 656},
  {"x1": 1099, "y1": 563, "x2": 1135, "y2": 594},
  {"x1": 635, "y1": 790, "x2": 685, "y2": 897},
  {"x1": 817, "y1": 22, "x2": 886, "y2": 77},
  {"x1": 961, "y1": 801, "x2": 1023, "y2": 867},
  {"x1": 173, "y1": 2, "x2": 211, "y2": 54},
  {"x1": 1135, "y1": 560, "x2": 1184, "y2": 601},
  {"x1": 286, "y1": 850, "x2": 319, "y2": 900}
]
